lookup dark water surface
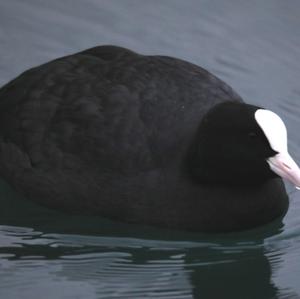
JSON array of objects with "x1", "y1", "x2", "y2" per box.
[{"x1": 1, "y1": 1, "x2": 300, "y2": 298}]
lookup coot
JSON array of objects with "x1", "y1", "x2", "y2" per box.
[{"x1": 0, "y1": 45, "x2": 299, "y2": 232}]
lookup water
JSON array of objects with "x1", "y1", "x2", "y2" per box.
[{"x1": 0, "y1": 0, "x2": 300, "y2": 298}]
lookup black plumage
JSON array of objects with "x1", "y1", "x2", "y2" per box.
[{"x1": 0, "y1": 46, "x2": 288, "y2": 232}]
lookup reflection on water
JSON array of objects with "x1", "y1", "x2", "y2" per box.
[
  {"x1": 0, "y1": 222, "x2": 282, "y2": 299},
  {"x1": 0, "y1": 218, "x2": 297, "y2": 299},
  {"x1": 1, "y1": 0, "x2": 300, "y2": 298},
  {"x1": 0, "y1": 180, "x2": 300, "y2": 299}
]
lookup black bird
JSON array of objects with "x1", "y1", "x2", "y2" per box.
[{"x1": 0, "y1": 45, "x2": 299, "y2": 232}]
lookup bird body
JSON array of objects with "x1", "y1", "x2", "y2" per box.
[{"x1": 0, "y1": 46, "x2": 296, "y2": 232}]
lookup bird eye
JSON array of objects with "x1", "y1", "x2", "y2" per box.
[{"x1": 248, "y1": 132, "x2": 257, "y2": 139}]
